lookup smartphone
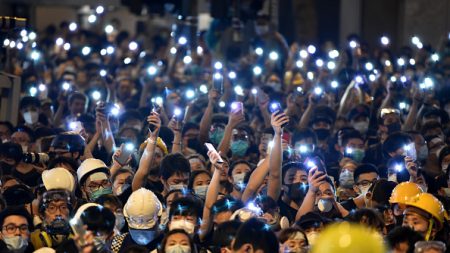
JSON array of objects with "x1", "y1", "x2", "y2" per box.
[
  {"x1": 148, "y1": 102, "x2": 161, "y2": 132},
  {"x1": 205, "y1": 143, "x2": 224, "y2": 163},
  {"x1": 231, "y1": 102, "x2": 244, "y2": 115},
  {"x1": 304, "y1": 156, "x2": 327, "y2": 174},
  {"x1": 213, "y1": 73, "x2": 224, "y2": 94},
  {"x1": 69, "y1": 121, "x2": 83, "y2": 134},
  {"x1": 269, "y1": 102, "x2": 288, "y2": 127},
  {"x1": 70, "y1": 218, "x2": 86, "y2": 245},
  {"x1": 117, "y1": 143, "x2": 134, "y2": 165}
]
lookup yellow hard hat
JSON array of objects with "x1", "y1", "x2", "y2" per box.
[
  {"x1": 404, "y1": 193, "x2": 445, "y2": 229},
  {"x1": 389, "y1": 182, "x2": 423, "y2": 205},
  {"x1": 139, "y1": 137, "x2": 168, "y2": 155},
  {"x1": 311, "y1": 222, "x2": 386, "y2": 253}
]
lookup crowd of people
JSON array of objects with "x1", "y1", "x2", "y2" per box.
[{"x1": 0, "y1": 9, "x2": 449, "y2": 253}]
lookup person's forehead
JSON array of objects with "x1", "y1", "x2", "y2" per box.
[
  {"x1": 4, "y1": 215, "x2": 27, "y2": 224},
  {"x1": 194, "y1": 173, "x2": 210, "y2": 181},
  {"x1": 347, "y1": 138, "x2": 363, "y2": 145},
  {"x1": 168, "y1": 232, "x2": 189, "y2": 242},
  {"x1": 318, "y1": 181, "x2": 333, "y2": 191},
  {"x1": 286, "y1": 167, "x2": 307, "y2": 176},
  {"x1": 12, "y1": 131, "x2": 30, "y2": 139},
  {"x1": 115, "y1": 172, "x2": 132, "y2": 180},
  {"x1": 357, "y1": 172, "x2": 378, "y2": 181},
  {"x1": 169, "y1": 173, "x2": 189, "y2": 180}
]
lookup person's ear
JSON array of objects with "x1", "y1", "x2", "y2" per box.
[{"x1": 239, "y1": 243, "x2": 254, "y2": 253}]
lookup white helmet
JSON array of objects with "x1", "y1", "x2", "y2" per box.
[
  {"x1": 73, "y1": 203, "x2": 101, "y2": 220},
  {"x1": 77, "y1": 158, "x2": 109, "y2": 185},
  {"x1": 42, "y1": 167, "x2": 75, "y2": 192},
  {"x1": 33, "y1": 247, "x2": 56, "y2": 253},
  {"x1": 124, "y1": 188, "x2": 162, "y2": 229}
]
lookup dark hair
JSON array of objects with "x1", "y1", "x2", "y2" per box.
[
  {"x1": 420, "y1": 121, "x2": 443, "y2": 136},
  {"x1": 0, "y1": 121, "x2": 14, "y2": 135},
  {"x1": 291, "y1": 128, "x2": 318, "y2": 146},
  {"x1": 386, "y1": 226, "x2": 423, "y2": 253},
  {"x1": 119, "y1": 110, "x2": 143, "y2": 127},
  {"x1": 211, "y1": 196, "x2": 244, "y2": 216},
  {"x1": 13, "y1": 125, "x2": 35, "y2": 142},
  {"x1": 346, "y1": 208, "x2": 384, "y2": 231},
  {"x1": 0, "y1": 207, "x2": 33, "y2": 231},
  {"x1": 182, "y1": 122, "x2": 200, "y2": 137},
  {"x1": 281, "y1": 162, "x2": 307, "y2": 184},
  {"x1": 111, "y1": 168, "x2": 134, "y2": 184},
  {"x1": 278, "y1": 227, "x2": 308, "y2": 244},
  {"x1": 341, "y1": 130, "x2": 363, "y2": 147},
  {"x1": 383, "y1": 132, "x2": 412, "y2": 154},
  {"x1": 121, "y1": 245, "x2": 149, "y2": 253},
  {"x1": 0, "y1": 142, "x2": 23, "y2": 163},
  {"x1": 229, "y1": 160, "x2": 254, "y2": 177},
  {"x1": 211, "y1": 220, "x2": 242, "y2": 253},
  {"x1": 323, "y1": 176, "x2": 336, "y2": 193},
  {"x1": 19, "y1": 96, "x2": 40, "y2": 110},
  {"x1": 188, "y1": 170, "x2": 211, "y2": 190},
  {"x1": 160, "y1": 229, "x2": 196, "y2": 253},
  {"x1": 68, "y1": 92, "x2": 87, "y2": 106},
  {"x1": 232, "y1": 218, "x2": 279, "y2": 252},
  {"x1": 353, "y1": 163, "x2": 379, "y2": 182},
  {"x1": 160, "y1": 153, "x2": 191, "y2": 181},
  {"x1": 47, "y1": 156, "x2": 79, "y2": 173},
  {"x1": 368, "y1": 179, "x2": 397, "y2": 207},
  {"x1": 95, "y1": 194, "x2": 123, "y2": 210},
  {"x1": 169, "y1": 196, "x2": 203, "y2": 222},
  {"x1": 80, "y1": 205, "x2": 115, "y2": 235}
]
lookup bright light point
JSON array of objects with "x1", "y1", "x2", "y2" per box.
[
  {"x1": 314, "y1": 87, "x2": 323, "y2": 95},
  {"x1": 139, "y1": 51, "x2": 146, "y2": 58},
  {"x1": 431, "y1": 53, "x2": 439, "y2": 62},
  {"x1": 21, "y1": 36, "x2": 28, "y2": 42},
  {"x1": 299, "y1": 145, "x2": 308, "y2": 153},
  {"x1": 214, "y1": 61, "x2": 223, "y2": 70},
  {"x1": 411, "y1": 36, "x2": 420, "y2": 45},
  {"x1": 253, "y1": 66, "x2": 262, "y2": 76},
  {"x1": 29, "y1": 87, "x2": 37, "y2": 96},
  {"x1": 346, "y1": 147, "x2": 353, "y2": 154},
  {"x1": 28, "y1": 32, "x2": 37, "y2": 40},
  {"x1": 100, "y1": 49, "x2": 106, "y2": 55},
  {"x1": 16, "y1": 42, "x2": 23, "y2": 50},
  {"x1": 251, "y1": 88, "x2": 257, "y2": 95},
  {"x1": 56, "y1": 37, "x2": 64, "y2": 46},
  {"x1": 104, "y1": 46, "x2": 114, "y2": 55},
  {"x1": 9, "y1": 41, "x2": 15, "y2": 48},
  {"x1": 268, "y1": 141, "x2": 274, "y2": 149},
  {"x1": 255, "y1": 47, "x2": 263, "y2": 56},
  {"x1": 395, "y1": 164, "x2": 403, "y2": 172},
  {"x1": 110, "y1": 106, "x2": 120, "y2": 116},
  {"x1": 397, "y1": 58, "x2": 405, "y2": 66},
  {"x1": 186, "y1": 89, "x2": 195, "y2": 99},
  {"x1": 307, "y1": 72, "x2": 314, "y2": 80},
  {"x1": 88, "y1": 14, "x2": 97, "y2": 23},
  {"x1": 147, "y1": 66, "x2": 157, "y2": 76},
  {"x1": 38, "y1": 84, "x2": 46, "y2": 91},
  {"x1": 63, "y1": 43, "x2": 71, "y2": 51},
  {"x1": 307, "y1": 161, "x2": 315, "y2": 168},
  {"x1": 155, "y1": 97, "x2": 163, "y2": 106},
  {"x1": 307, "y1": 45, "x2": 316, "y2": 54},
  {"x1": 409, "y1": 58, "x2": 416, "y2": 65},
  {"x1": 3, "y1": 39, "x2": 9, "y2": 46},
  {"x1": 296, "y1": 60, "x2": 304, "y2": 68},
  {"x1": 365, "y1": 62, "x2": 374, "y2": 71},
  {"x1": 199, "y1": 84, "x2": 208, "y2": 94},
  {"x1": 214, "y1": 72, "x2": 222, "y2": 80},
  {"x1": 32, "y1": 42, "x2": 36, "y2": 48},
  {"x1": 296, "y1": 86, "x2": 303, "y2": 93},
  {"x1": 62, "y1": 82, "x2": 70, "y2": 91},
  {"x1": 328, "y1": 49, "x2": 339, "y2": 59},
  {"x1": 92, "y1": 91, "x2": 101, "y2": 100},
  {"x1": 369, "y1": 74, "x2": 376, "y2": 82},
  {"x1": 123, "y1": 57, "x2": 132, "y2": 64},
  {"x1": 234, "y1": 85, "x2": 244, "y2": 96},
  {"x1": 315, "y1": 59, "x2": 324, "y2": 67},
  {"x1": 327, "y1": 61, "x2": 336, "y2": 70},
  {"x1": 331, "y1": 80, "x2": 339, "y2": 89},
  {"x1": 219, "y1": 101, "x2": 226, "y2": 108},
  {"x1": 20, "y1": 29, "x2": 27, "y2": 37},
  {"x1": 299, "y1": 49, "x2": 308, "y2": 59},
  {"x1": 69, "y1": 122, "x2": 78, "y2": 130},
  {"x1": 355, "y1": 75, "x2": 364, "y2": 83},
  {"x1": 69, "y1": 22, "x2": 77, "y2": 32},
  {"x1": 399, "y1": 102, "x2": 407, "y2": 110},
  {"x1": 269, "y1": 51, "x2": 279, "y2": 61},
  {"x1": 424, "y1": 77, "x2": 433, "y2": 88},
  {"x1": 196, "y1": 46, "x2": 203, "y2": 55},
  {"x1": 231, "y1": 102, "x2": 239, "y2": 110},
  {"x1": 100, "y1": 69, "x2": 107, "y2": 77},
  {"x1": 128, "y1": 41, "x2": 138, "y2": 51},
  {"x1": 228, "y1": 71, "x2": 236, "y2": 79},
  {"x1": 381, "y1": 36, "x2": 390, "y2": 46},
  {"x1": 31, "y1": 51, "x2": 40, "y2": 60},
  {"x1": 385, "y1": 60, "x2": 391, "y2": 67},
  {"x1": 81, "y1": 46, "x2": 91, "y2": 56},
  {"x1": 178, "y1": 36, "x2": 187, "y2": 45},
  {"x1": 124, "y1": 143, "x2": 134, "y2": 151},
  {"x1": 183, "y1": 55, "x2": 192, "y2": 64},
  {"x1": 349, "y1": 40, "x2": 358, "y2": 48},
  {"x1": 400, "y1": 76, "x2": 407, "y2": 83},
  {"x1": 174, "y1": 108, "x2": 182, "y2": 116},
  {"x1": 170, "y1": 47, "x2": 177, "y2": 55},
  {"x1": 104, "y1": 25, "x2": 114, "y2": 34},
  {"x1": 95, "y1": 6, "x2": 104, "y2": 14},
  {"x1": 390, "y1": 76, "x2": 397, "y2": 82}
]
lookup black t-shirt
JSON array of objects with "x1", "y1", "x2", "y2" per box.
[
  {"x1": 12, "y1": 168, "x2": 40, "y2": 187},
  {"x1": 340, "y1": 198, "x2": 358, "y2": 212},
  {"x1": 278, "y1": 198, "x2": 298, "y2": 223},
  {"x1": 117, "y1": 232, "x2": 163, "y2": 253}
]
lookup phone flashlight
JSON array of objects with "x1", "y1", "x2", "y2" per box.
[
  {"x1": 253, "y1": 66, "x2": 262, "y2": 76},
  {"x1": 147, "y1": 66, "x2": 157, "y2": 76},
  {"x1": 234, "y1": 85, "x2": 244, "y2": 96},
  {"x1": 255, "y1": 47, "x2": 263, "y2": 56},
  {"x1": 269, "y1": 51, "x2": 279, "y2": 61}
]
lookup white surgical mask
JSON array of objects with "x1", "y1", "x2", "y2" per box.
[
  {"x1": 353, "y1": 120, "x2": 369, "y2": 134},
  {"x1": 441, "y1": 163, "x2": 449, "y2": 174},
  {"x1": 165, "y1": 244, "x2": 191, "y2": 253},
  {"x1": 358, "y1": 184, "x2": 371, "y2": 196},
  {"x1": 306, "y1": 231, "x2": 319, "y2": 246},
  {"x1": 169, "y1": 219, "x2": 196, "y2": 235},
  {"x1": 443, "y1": 188, "x2": 450, "y2": 197},
  {"x1": 3, "y1": 235, "x2": 28, "y2": 251},
  {"x1": 193, "y1": 185, "x2": 208, "y2": 199},
  {"x1": 388, "y1": 174, "x2": 397, "y2": 183},
  {"x1": 169, "y1": 184, "x2": 187, "y2": 192},
  {"x1": 23, "y1": 111, "x2": 39, "y2": 125},
  {"x1": 115, "y1": 212, "x2": 126, "y2": 232},
  {"x1": 255, "y1": 25, "x2": 269, "y2": 35},
  {"x1": 233, "y1": 173, "x2": 246, "y2": 185},
  {"x1": 317, "y1": 198, "x2": 333, "y2": 213}
]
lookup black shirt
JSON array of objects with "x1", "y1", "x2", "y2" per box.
[
  {"x1": 115, "y1": 232, "x2": 163, "y2": 253},
  {"x1": 278, "y1": 198, "x2": 298, "y2": 223},
  {"x1": 12, "y1": 168, "x2": 40, "y2": 187},
  {"x1": 340, "y1": 198, "x2": 358, "y2": 212}
]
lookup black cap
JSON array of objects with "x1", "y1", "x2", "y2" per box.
[
  {"x1": 51, "y1": 132, "x2": 85, "y2": 153},
  {"x1": 348, "y1": 104, "x2": 370, "y2": 121},
  {"x1": 3, "y1": 184, "x2": 34, "y2": 206},
  {"x1": 0, "y1": 207, "x2": 33, "y2": 229},
  {"x1": 296, "y1": 211, "x2": 327, "y2": 230}
]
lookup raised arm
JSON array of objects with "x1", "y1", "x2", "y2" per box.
[
  {"x1": 217, "y1": 111, "x2": 245, "y2": 155},
  {"x1": 298, "y1": 93, "x2": 317, "y2": 129},
  {"x1": 267, "y1": 112, "x2": 289, "y2": 201},
  {"x1": 199, "y1": 89, "x2": 220, "y2": 143},
  {"x1": 402, "y1": 89, "x2": 422, "y2": 131},
  {"x1": 241, "y1": 158, "x2": 270, "y2": 203},
  {"x1": 132, "y1": 113, "x2": 161, "y2": 191},
  {"x1": 295, "y1": 167, "x2": 327, "y2": 221},
  {"x1": 168, "y1": 117, "x2": 183, "y2": 153}
]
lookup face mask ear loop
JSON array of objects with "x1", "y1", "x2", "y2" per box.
[{"x1": 425, "y1": 218, "x2": 434, "y2": 241}]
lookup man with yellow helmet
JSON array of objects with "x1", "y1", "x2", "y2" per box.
[
  {"x1": 402, "y1": 193, "x2": 446, "y2": 241},
  {"x1": 389, "y1": 182, "x2": 423, "y2": 224}
]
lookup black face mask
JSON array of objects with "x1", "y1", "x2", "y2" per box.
[
  {"x1": 0, "y1": 161, "x2": 14, "y2": 175},
  {"x1": 187, "y1": 138, "x2": 202, "y2": 152},
  {"x1": 46, "y1": 216, "x2": 71, "y2": 235},
  {"x1": 287, "y1": 183, "x2": 309, "y2": 202},
  {"x1": 147, "y1": 180, "x2": 164, "y2": 194},
  {"x1": 386, "y1": 122, "x2": 401, "y2": 134},
  {"x1": 314, "y1": 129, "x2": 331, "y2": 140}
]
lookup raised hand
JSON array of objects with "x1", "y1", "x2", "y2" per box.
[
  {"x1": 270, "y1": 112, "x2": 289, "y2": 134},
  {"x1": 307, "y1": 167, "x2": 327, "y2": 193}
]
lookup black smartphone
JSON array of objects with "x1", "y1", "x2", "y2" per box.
[
  {"x1": 304, "y1": 156, "x2": 327, "y2": 174},
  {"x1": 213, "y1": 72, "x2": 224, "y2": 94},
  {"x1": 269, "y1": 102, "x2": 287, "y2": 127}
]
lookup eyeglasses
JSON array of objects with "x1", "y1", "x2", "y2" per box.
[
  {"x1": 46, "y1": 203, "x2": 69, "y2": 214},
  {"x1": 356, "y1": 179, "x2": 377, "y2": 187},
  {"x1": 87, "y1": 180, "x2": 111, "y2": 192},
  {"x1": 2, "y1": 224, "x2": 29, "y2": 234}
]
